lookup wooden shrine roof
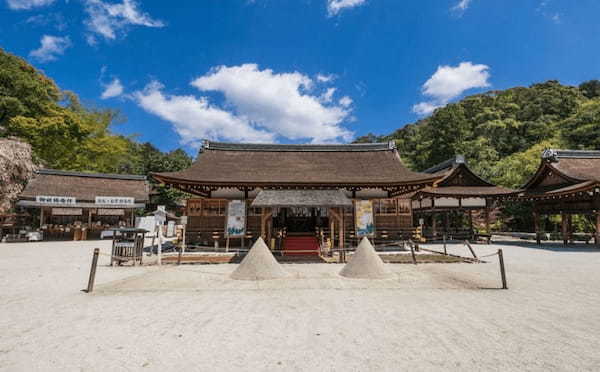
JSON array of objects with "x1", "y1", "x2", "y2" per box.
[
  {"x1": 519, "y1": 150, "x2": 600, "y2": 200},
  {"x1": 412, "y1": 155, "x2": 515, "y2": 199},
  {"x1": 19, "y1": 169, "x2": 149, "y2": 203},
  {"x1": 152, "y1": 140, "x2": 440, "y2": 190}
]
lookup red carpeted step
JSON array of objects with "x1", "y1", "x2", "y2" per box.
[{"x1": 283, "y1": 236, "x2": 320, "y2": 256}]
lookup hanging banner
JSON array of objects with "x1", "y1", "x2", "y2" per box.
[
  {"x1": 226, "y1": 200, "x2": 246, "y2": 237},
  {"x1": 355, "y1": 200, "x2": 374, "y2": 237},
  {"x1": 37, "y1": 196, "x2": 76, "y2": 205}
]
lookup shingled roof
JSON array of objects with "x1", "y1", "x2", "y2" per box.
[
  {"x1": 413, "y1": 155, "x2": 514, "y2": 198},
  {"x1": 152, "y1": 140, "x2": 439, "y2": 189},
  {"x1": 19, "y1": 169, "x2": 149, "y2": 203},
  {"x1": 521, "y1": 150, "x2": 600, "y2": 198}
]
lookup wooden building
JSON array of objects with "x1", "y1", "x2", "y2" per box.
[
  {"x1": 152, "y1": 140, "x2": 440, "y2": 254},
  {"x1": 17, "y1": 169, "x2": 149, "y2": 240},
  {"x1": 515, "y1": 150, "x2": 600, "y2": 246},
  {"x1": 409, "y1": 155, "x2": 515, "y2": 240}
]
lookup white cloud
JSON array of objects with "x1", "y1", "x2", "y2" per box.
[
  {"x1": 452, "y1": 0, "x2": 472, "y2": 12},
  {"x1": 413, "y1": 62, "x2": 490, "y2": 116},
  {"x1": 327, "y1": 0, "x2": 366, "y2": 16},
  {"x1": 25, "y1": 13, "x2": 67, "y2": 31},
  {"x1": 133, "y1": 64, "x2": 354, "y2": 145},
  {"x1": 133, "y1": 81, "x2": 275, "y2": 148},
  {"x1": 29, "y1": 35, "x2": 71, "y2": 62},
  {"x1": 339, "y1": 96, "x2": 353, "y2": 107},
  {"x1": 192, "y1": 64, "x2": 353, "y2": 143},
  {"x1": 316, "y1": 73, "x2": 335, "y2": 83},
  {"x1": 6, "y1": 0, "x2": 54, "y2": 10},
  {"x1": 320, "y1": 87, "x2": 336, "y2": 103},
  {"x1": 412, "y1": 101, "x2": 441, "y2": 116},
  {"x1": 84, "y1": 0, "x2": 164, "y2": 42},
  {"x1": 101, "y1": 78, "x2": 124, "y2": 99}
]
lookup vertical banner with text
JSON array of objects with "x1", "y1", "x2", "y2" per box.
[
  {"x1": 355, "y1": 200, "x2": 374, "y2": 237},
  {"x1": 226, "y1": 200, "x2": 246, "y2": 237}
]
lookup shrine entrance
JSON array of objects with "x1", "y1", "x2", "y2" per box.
[{"x1": 273, "y1": 207, "x2": 328, "y2": 234}]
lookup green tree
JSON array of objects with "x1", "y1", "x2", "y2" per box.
[
  {"x1": 579, "y1": 80, "x2": 600, "y2": 99},
  {"x1": 561, "y1": 100, "x2": 600, "y2": 150},
  {"x1": 0, "y1": 48, "x2": 60, "y2": 131}
]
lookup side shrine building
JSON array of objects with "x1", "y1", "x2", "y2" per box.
[
  {"x1": 409, "y1": 155, "x2": 515, "y2": 240},
  {"x1": 514, "y1": 150, "x2": 600, "y2": 245},
  {"x1": 152, "y1": 140, "x2": 440, "y2": 253},
  {"x1": 17, "y1": 169, "x2": 149, "y2": 240}
]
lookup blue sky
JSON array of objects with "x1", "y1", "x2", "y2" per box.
[{"x1": 1, "y1": 0, "x2": 599, "y2": 155}]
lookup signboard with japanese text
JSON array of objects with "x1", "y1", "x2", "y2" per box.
[
  {"x1": 95, "y1": 196, "x2": 135, "y2": 205},
  {"x1": 36, "y1": 196, "x2": 76, "y2": 205}
]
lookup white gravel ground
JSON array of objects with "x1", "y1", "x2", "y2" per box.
[{"x1": 1, "y1": 239, "x2": 600, "y2": 371}]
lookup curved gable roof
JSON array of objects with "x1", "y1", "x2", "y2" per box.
[
  {"x1": 522, "y1": 150, "x2": 600, "y2": 191},
  {"x1": 413, "y1": 155, "x2": 514, "y2": 198}
]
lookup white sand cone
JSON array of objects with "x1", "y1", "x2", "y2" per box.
[
  {"x1": 340, "y1": 237, "x2": 393, "y2": 279},
  {"x1": 231, "y1": 237, "x2": 288, "y2": 280}
]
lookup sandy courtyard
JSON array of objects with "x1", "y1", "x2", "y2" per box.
[{"x1": 1, "y1": 239, "x2": 600, "y2": 371}]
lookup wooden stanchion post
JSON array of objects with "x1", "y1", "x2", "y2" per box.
[
  {"x1": 561, "y1": 212, "x2": 568, "y2": 246},
  {"x1": 534, "y1": 210, "x2": 541, "y2": 245},
  {"x1": 157, "y1": 223, "x2": 162, "y2": 266},
  {"x1": 596, "y1": 212, "x2": 600, "y2": 247},
  {"x1": 410, "y1": 242, "x2": 417, "y2": 265},
  {"x1": 464, "y1": 240, "x2": 477, "y2": 259},
  {"x1": 498, "y1": 249, "x2": 507, "y2": 289},
  {"x1": 85, "y1": 248, "x2": 99, "y2": 293},
  {"x1": 177, "y1": 246, "x2": 182, "y2": 265},
  {"x1": 443, "y1": 233, "x2": 447, "y2": 255}
]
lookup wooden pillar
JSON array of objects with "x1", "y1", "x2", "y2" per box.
[
  {"x1": 432, "y1": 212, "x2": 437, "y2": 239},
  {"x1": 329, "y1": 208, "x2": 335, "y2": 252},
  {"x1": 468, "y1": 210, "x2": 473, "y2": 234},
  {"x1": 533, "y1": 209, "x2": 541, "y2": 245},
  {"x1": 485, "y1": 199, "x2": 491, "y2": 234},
  {"x1": 596, "y1": 212, "x2": 600, "y2": 247},
  {"x1": 267, "y1": 216, "x2": 272, "y2": 244},
  {"x1": 561, "y1": 212, "x2": 568, "y2": 245},
  {"x1": 260, "y1": 207, "x2": 272, "y2": 241},
  {"x1": 567, "y1": 214, "x2": 573, "y2": 244},
  {"x1": 444, "y1": 212, "x2": 449, "y2": 234},
  {"x1": 340, "y1": 207, "x2": 345, "y2": 251},
  {"x1": 261, "y1": 208, "x2": 267, "y2": 240},
  {"x1": 40, "y1": 207, "x2": 45, "y2": 227}
]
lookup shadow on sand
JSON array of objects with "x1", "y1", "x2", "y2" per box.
[{"x1": 492, "y1": 240, "x2": 600, "y2": 253}]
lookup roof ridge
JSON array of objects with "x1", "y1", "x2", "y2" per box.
[
  {"x1": 423, "y1": 155, "x2": 466, "y2": 174},
  {"x1": 202, "y1": 140, "x2": 396, "y2": 152},
  {"x1": 542, "y1": 149, "x2": 600, "y2": 161},
  {"x1": 37, "y1": 169, "x2": 147, "y2": 181}
]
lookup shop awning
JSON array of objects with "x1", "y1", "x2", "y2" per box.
[{"x1": 251, "y1": 190, "x2": 352, "y2": 208}]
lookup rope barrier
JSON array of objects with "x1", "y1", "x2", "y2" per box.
[{"x1": 478, "y1": 251, "x2": 500, "y2": 258}]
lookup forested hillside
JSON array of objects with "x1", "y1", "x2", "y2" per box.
[
  {"x1": 356, "y1": 80, "x2": 600, "y2": 189},
  {"x1": 0, "y1": 48, "x2": 191, "y2": 209}
]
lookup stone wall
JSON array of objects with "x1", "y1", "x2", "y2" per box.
[{"x1": 0, "y1": 138, "x2": 37, "y2": 213}]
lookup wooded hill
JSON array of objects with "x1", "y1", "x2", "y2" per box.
[
  {"x1": 356, "y1": 80, "x2": 600, "y2": 190},
  {"x1": 0, "y1": 48, "x2": 192, "y2": 209}
]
